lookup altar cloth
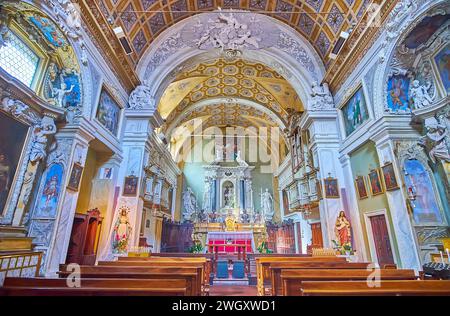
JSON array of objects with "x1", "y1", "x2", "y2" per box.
[{"x1": 205, "y1": 231, "x2": 255, "y2": 253}]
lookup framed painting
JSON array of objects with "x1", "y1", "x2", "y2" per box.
[
  {"x1": 381, "y1": 163, "x2": 399, "y2": 191},
  {"x1": 315, "y1": 179, "x2": 323, "y2": 200},
  {"x1": 100, "y1": 167, "x2": 113, "y2": 179},
  {"x1": 35, "y1": 164, "x2": 64, "y2": 218},
  {"x1": 433, "y1": 43, "x2": 450, "y2": 94},
  {"x1": 324, "y1": 177, "x2": 340, "y2": 199},
  {"x1": 368, "y1": 169, "x2": 384, "y2": 196},
  {"x1": 96, "y1": 87, "x2": 121, "y2": 136},
  {"x1": 123, "y1": 176, "x2": 139, "y2": 196},
  {"x1": 340, "y1": 86, "x2": 370, "y2": 136},
  {"x1": 0, "y1": 112, "x2": 29, "y2": 215},
  {"x1": 386, "y1": 75, "x2": 411, "y2": 112},
  {"x1": 354, "y1": 176, "x2": 369, "y2": 200},
  {"x1": 67, "y1": 163, "x2": 83, "y2": 191}
]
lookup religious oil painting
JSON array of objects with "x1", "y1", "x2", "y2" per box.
[
  {"x1": 341, "y1": 87, "x2": 369, "y2": 136},
  {"x1": 35, "y1": 164, "x2": 64, "y2": 218},
  {"x1": 434, "y1": 44, "x2": 450, "y2": 94},
  {"x1": 355, "y1": 176, "x2": 368, "y2": 200},
  {"x1": 96, "y1": 88, "x2": 121, "y2": 135},
  {"x1": 67, "y1": 163, "x2": 83, "y2": 191},
  {"x1": 368, "y1": 169, "x2": 384, "y2": 196},
  {"x1": 387, "y1": 75, "x2": 411, "y2": 112},
  {"x1": 324, "y1": 178, "x2": 340, "y2": 199},
  {"x1": 403, "y1": 159, "x2": 442, "y2": 224},
  {"x1": 381, "y1": 163, "x2": 399, "y2": 191},
  {"x1": 28, "y1": 14, "x2": 67, "y2": 48},
  {"x1": 123, "y1": 176, "x2": 139, "y2": 196},
  {"x1": 0, "y1": 112, "x2": 29, "y2": 215}
]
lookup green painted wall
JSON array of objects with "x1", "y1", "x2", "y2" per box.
[{"x1": 349, "y1": 141, "x2": 401, "y2": 262}]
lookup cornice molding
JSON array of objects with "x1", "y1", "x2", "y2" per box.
[
  {"x1": 77, "y1": 0, "x2": 140, "y2": 93},
  {"x1": 324, "y1": 0, "x2": 399, "y2": 92}
]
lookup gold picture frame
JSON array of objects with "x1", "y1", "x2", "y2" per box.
[
  {"x1": 381, "y1": 162, "x2": 400, "y2": 191},
  {"x1": 67, "y1": 162, "x2": 83, "y2": 191},
  {"x1": 368, "y1": 168, "x2": 384, "y2": 196},
  {"x1": 323, "y1": 177, "x2": 340, "y2": 199},
  {"x1": 354, "y1": 176, "x2": 369, "y2": 200}
]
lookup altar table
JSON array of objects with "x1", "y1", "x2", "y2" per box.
[{"x1": 205, "y1": 231, "x2": 255, "y2": 254}]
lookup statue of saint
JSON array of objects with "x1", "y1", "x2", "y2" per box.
[
  {"x1": 261, "y1": 188, "x2": 274, "y2": 221},
  {"x1": 202, "y1": 181, "x2": 212, "y2": 212},
  {"x1": 112, "y1": 208, "x2": 132, "y2": 254},
  {"x1": 410, "y1": 80, "x2": 433, "y2": 109},
  {"x1": 335, "y1": 211, "x2": 351, "y2": 246},
  {"x1": 182, "y1": 187, "x2": 197, "y2": 221}
]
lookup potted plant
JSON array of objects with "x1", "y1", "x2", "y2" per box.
[{"x1": 257, "y1": 241, "x2": 273, "y2": 254}]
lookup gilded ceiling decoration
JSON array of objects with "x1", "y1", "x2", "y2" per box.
[
  {"x1": 159, "y1": 58, "x2": 301, "y2": 129},
  {"x1": 91, "y1": 0, "x2": 373, "y2": 66}
]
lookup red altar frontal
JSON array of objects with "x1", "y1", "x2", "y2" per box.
[{"x1": 206, "y1": 231, "x2": 255, "y2": 253}]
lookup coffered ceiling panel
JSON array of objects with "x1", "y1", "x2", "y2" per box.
[{"x1": 93, "y1": 0, "x2": 372, "y2": 66}]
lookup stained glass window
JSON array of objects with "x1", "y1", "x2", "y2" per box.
[{"x1": 0, "y1": 30, "x2": 40, "y2": 87}]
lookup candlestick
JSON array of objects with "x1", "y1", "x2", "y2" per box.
[{"x1": 440, "y1": 251, "x2": 445, "y2": 264}]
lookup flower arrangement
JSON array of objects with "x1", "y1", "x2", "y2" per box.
[
  {"x1": 188, "y1": 240, "x2": 204, "y2": 253},
  {"x1": 257, "y1": 241, "x2": 273, "y2": 254},
  {"x1": 332, "y1": 239, "x2": 354, "y2": 255}
]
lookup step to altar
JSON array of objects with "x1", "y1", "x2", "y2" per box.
[{"x1": 213, "y1": 277, "x2": 249, "y2": 286}]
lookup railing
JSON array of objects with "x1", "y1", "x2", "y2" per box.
[{"x1": 0, "y1": 251, "x2": 42, "y2": 286}]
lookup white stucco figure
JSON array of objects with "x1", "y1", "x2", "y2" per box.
[
  {"x1": 309, "y1": 81, "x2": 334, "y2": 111},
  {"x1": 52, "y1": 81, "x2": 74, "y2": 108},
  {"x1": 236, "y1": 150, "x2": 249, "y2": 167},
  {"x1": 202, "y1": 181, "x2": 212, "y2": 212},
  {"x1": 261, "y1": 188, "x2": 274, "y2": 221},
  {"x1": 420, "y1": 117, "x2": 450, "y2": 164},
  {"x1": 128, "y1": 80, "x2": 155, "y2": 109},
  {"x1": 30, "y1": 117, "x2": 57, "y2": 164},
  {"x1": 182, "y1": 187, "x2": 197, "y2": 221},
  {"x1": 410, "y1": 80, "x2": 434, "y2": 109}
]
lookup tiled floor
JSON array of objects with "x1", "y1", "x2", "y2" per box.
[{"x1": 209, "y1": 285, "x2": 258, "y2": 296}]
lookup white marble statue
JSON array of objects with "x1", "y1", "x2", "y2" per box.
[
  {"x1": 182, "y1": 187, "x2": 197, "y2": 221},
  {"x1": 260, "y1": 188, "x2": 274, "y2": 221},
  {"x1": 202, "y1": 181, "x2": 212, "y2": 212},
  {"x1": 236, "y1": 150, "x2": 249, "y2": 167},
  {"x1": 30, "y1": 117, "x2": 57, "y2": 164},
  {"x1": 309, "y1": 81, "x2": 334, "y2": 111},
  {"x1": 410, "y1": 80, "x2": 434, "y2": 109},
  {"x1": 420, "y1": 117, "x2": 450, "y2": 164},
  {"x1": 128, "y1": 80, "x2": 155, "y2": 109},
  {"x1": 51, "y1": 81, "x2": 74, "y2": 108}
]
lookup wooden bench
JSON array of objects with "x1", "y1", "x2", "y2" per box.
[
  {"x1": 58, "y1": 264, "x2": 202, "y2": 296},
  {"x1": 269, "y1": 262, "x2": 373, "y2": 296},
  {"x1": 281, "y1": 269, "x2": 417, "y2": 296},
  {"x1": 0, "y1": 286, "x2": 185, "y2": 296},
  {"x1": 98, "y1": 258, "x2": 210, "y2": 295},
  {"x1": 300, "y1": 280, "x2": 450, "y2": 296},
  {"x1": 255, "y1": 256, "x2": 348, "y2": 296},
  {"x1": 1, "y1": 277, "x2": 187, "y2": 296}
]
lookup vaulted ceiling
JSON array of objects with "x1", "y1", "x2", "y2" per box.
[
  {"x1": 159, "y1": 58, "x2": 301, "y2": 135},
  {"x1": 92, "y1": 0, "x2": 372, "y2": 66}
]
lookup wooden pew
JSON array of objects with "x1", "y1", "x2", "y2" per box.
[
  {"x1": 300, "y1": 280, "x2": 450, "y2": 296},
  {"x1": 0, "y1": 287, "x2": 185, "y2": 296},
  {"x1": 2, "y1": 277, "x2": 187, "y2": 296},
  {"x1": 270, "y1": 262, "x2": 372, "y2": 296},
  {"x1": 281, "y1": 269, "x2": 417, "y2": 296},
  {"x1": 98, "y1": 258, "x2": 209, "y2": 295},
  {"x1": 255, "y1": 256, "x2": 348, "y2": 296},
  {"x1": 58, "y1": 264, "x2": 202, "y2": 296}
]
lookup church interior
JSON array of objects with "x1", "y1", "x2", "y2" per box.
[{"x1": 0, "y1": 0, "x2": 449, "y2": 297}]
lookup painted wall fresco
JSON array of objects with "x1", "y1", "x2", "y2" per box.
[
  {"x1": 403, "y1": 14, "x2": 450, "y2": 50},
  {"x1": 96, "y1": 88, "x2": 121, "y2": 135},
  {"x1": 34, "y1": 163, "x2": 64, "y2": 218},
  {"x1": 404, "y1": 159, "x2": 442, "y2": 224},
  {"x1": 387, "y1": 75, "x2": 411, "y2": 112},
  {"x1": 341, "y1": 87, "x2": 369, "y2": 136},
  {"x1": 0, "y1": 112, "x2": 29, "y2": 214},
  {"x1": 28, "y1": 15, "x2": 67, "y2": 48},
  {"x1": 434, "y1": 43, "x2": 450, "y2": 94}
]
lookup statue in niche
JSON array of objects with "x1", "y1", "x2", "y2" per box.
[
  {"x1": 112, "y1": 207, "x2": 132, "y2": 254},
  {"x1": 29, "y1": 117, "x2": 57, "y2": 164},
  {"x1": 182, "y1": 187, "x2": 197, "y2": 221},
  {"x1": 335, "y1": 211, "x2": 351, "y2": 246},
  {"x1": 410, "y1": 80, "x2": 434, "y2": 109},
  {"x1": 260, "y1": 188, "x2": 274, "y2": 221},
  {"x1": 128, "y1": 80, "x2": 155, "y2": 109},
  {"x1": 202, "y1": 181, "x2": 212, "y2": 212},
  {"x1": 52, "y1": 80, "x2": 75, "y2": 108},
  {"x1": 420, "y1": 117, "x2": 450, "y2": 163},
  {"x1": 309, "y1": 81, "x2": 334, "y2": 111},
  {"x1": 223, "y1": 183, "x2": 234, "y2": 208}
]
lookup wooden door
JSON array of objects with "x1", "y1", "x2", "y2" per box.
[
  {"x1": 369, "y1": 214, "x2": 395, "y2": 265},
  {"x1": 310, "y1": 222, "x2": 323, "y2": 249}
]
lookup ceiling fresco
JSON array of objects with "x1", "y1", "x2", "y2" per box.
[{"x1": 92, "y1": 0, "x2": 372, "y2": 66}]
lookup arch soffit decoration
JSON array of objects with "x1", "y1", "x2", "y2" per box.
[
  {"x1": 135, "y1": 12, "x2": 327, "y2": 111},
  {"x1": 372, "y1": 0, "x2": 449, "y2": 120},
  {"x1": 2, "y1": 0, "x2": 93, "y2": 117}
]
